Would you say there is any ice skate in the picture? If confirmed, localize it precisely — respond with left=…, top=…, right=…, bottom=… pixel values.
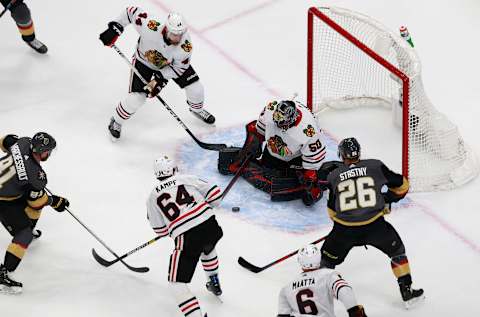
left=108, top=117, right=122, bottom=141
left=32, top=229, right=42, bottom=240
left=400, top=283, right=425, bottom=309
left=26, top=38, right=48, bottom=54
left=206, top=274, right=222, bottom=296
left=0, top=265, right=22, bottom=295
left=189, top=109, right=215, bottom=125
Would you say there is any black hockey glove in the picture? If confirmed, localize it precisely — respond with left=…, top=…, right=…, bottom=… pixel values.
left=347, top=305, right=367, bottom=317
left=99, top=21, right=124, bottom=47
left=2, top=134, right=19, bottom=150
left=144, top=73, right=168, bottom=98
left=49, top=195, right=70, bottom=212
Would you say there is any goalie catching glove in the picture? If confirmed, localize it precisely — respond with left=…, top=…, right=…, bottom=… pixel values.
left=144, top=73, right=168, bottom=98
left=99, top=21, right=124, bottom=47
left=49, top=195, right=70, bottom=212
left=228, top=120, right=264, bottom=173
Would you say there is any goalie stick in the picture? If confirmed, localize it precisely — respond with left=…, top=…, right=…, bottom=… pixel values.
left=91, top=154, right=249, bottom=269
left=238, top=235, right=327, bottom=273
left=111, top=44, right=226, bottom=151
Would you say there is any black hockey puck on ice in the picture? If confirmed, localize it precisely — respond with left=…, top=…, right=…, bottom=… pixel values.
left=232, top=206, right=240, bottom=212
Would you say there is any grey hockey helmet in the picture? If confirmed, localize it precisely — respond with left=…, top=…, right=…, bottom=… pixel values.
left=272, top=100, right=298, bottom=130
left=31, top=132, right=56, bottom=154
left=338, top=137, right=361, bottom=161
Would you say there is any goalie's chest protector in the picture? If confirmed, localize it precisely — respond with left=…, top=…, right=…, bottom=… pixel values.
left=263, top=107, right=314, bottom=162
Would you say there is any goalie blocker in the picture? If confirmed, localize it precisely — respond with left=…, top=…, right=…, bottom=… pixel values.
left=218, top=99, right=326, bottom=206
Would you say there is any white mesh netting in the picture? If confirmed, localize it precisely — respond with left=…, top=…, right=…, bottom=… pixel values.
left=309, top=7, right=478, bottom=191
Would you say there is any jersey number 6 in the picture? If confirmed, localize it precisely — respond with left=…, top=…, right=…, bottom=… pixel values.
left=296, top=289, right=319, bottom=314
left=157, top=185, right=195, bottom=221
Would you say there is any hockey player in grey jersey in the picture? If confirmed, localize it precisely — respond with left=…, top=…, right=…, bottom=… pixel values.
left=146, top=156, right=223, bottom=317
left=277, top=244, right=367, bottom=317
left=99, top=7, right=215, bottom=140
left=318, top=137, right=424, bottom=308
left=0, top=132, right=69, bottom=294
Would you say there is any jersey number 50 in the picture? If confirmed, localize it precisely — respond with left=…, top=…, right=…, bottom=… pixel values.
left=157, top=185, right=195, bottom=221
left=338, top=176, right=376, bottom=212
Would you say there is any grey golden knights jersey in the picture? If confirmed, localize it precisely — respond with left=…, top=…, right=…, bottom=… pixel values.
left=322, top=159, right=408, bottom=226
left=0, top=137, right=48, bottom=201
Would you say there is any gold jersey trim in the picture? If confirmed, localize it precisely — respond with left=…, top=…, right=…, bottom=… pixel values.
left=328, top=207, right=388, bottom=226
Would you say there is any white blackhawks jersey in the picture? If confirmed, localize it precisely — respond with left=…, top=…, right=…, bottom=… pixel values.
left=256, top=101, right=327, bottom=170
left=278, top=268, right=356, bottom=317
left=115, top=6, right=194, bottom=79
left=146, top=174, right=222, bottom=239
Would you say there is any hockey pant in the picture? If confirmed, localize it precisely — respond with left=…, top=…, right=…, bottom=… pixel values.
left=113, top=57, right=204, bottom=125
left=1, top=0, right=36, bottom=42
left=0, top=199, right=37, bottom=272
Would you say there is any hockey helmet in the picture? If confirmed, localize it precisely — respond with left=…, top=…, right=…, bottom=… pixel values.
left=272, top=100, right=298, bottom=130
left=154, top=155, right=178, bottom=179
left=338, top=137, right=361, bottom=161
left=165, top=12, right=187, bottom=36
left=297, top=244, right=321, bottom=270
left=31, top=132, right=56, bottom=160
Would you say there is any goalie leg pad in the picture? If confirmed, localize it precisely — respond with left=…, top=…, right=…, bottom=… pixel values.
left=218, top=147, right=241, bottom=175
left=271, top=176, right=304, bottom=201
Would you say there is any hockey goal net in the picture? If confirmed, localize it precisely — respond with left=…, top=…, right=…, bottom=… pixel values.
left=307, top=6, right=478, bottom=191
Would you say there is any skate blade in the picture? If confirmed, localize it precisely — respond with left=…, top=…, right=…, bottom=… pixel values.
left=0, top=285, right=22, bottom=295
left=404, top=294, right=425, bottom=309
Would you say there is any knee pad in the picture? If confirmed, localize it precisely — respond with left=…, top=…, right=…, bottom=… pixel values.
left=13, top=226, right=34, bottom=247
left=10, top=2, right=31, bottom=25
left=185, top=81, right=204, bottom=107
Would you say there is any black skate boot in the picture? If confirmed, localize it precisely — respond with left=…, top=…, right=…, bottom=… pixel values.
left=25, top=38, right=48, bottom=54
left=0, top=264, right=22, bottom=294
left=108, top=117, right=122, bottom=141
left=32, top=229, right=42, bottom=240
left=189, top=109, right=215, bottom=124
left=206, top=274, right=222, bottom=296
left=399, top=282, right=424, bottom=309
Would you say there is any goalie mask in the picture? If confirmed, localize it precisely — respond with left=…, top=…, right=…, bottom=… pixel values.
left=31, top=132, right=56, bottom=161
left=272, top=100, right=298, bottom=130
left=297, top=244, right=321, bottom=270
left=338, top=137, right=361, bottom=161
left=154, top=155, right=178, bottom=179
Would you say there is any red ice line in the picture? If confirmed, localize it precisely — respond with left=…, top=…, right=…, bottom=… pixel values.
left=150, top=0, right=282, bottom=98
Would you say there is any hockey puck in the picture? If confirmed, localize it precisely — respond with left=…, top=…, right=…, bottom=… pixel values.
left=231, top=206, right=240, bottom=212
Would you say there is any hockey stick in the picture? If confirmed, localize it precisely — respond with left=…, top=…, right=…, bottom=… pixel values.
left=0, top=0, right=16, bottom=18
left=238, top=235, right=327, bottom=273
left=92, top=153, right=252, bottom=268
left=91, top=235, right=161, bottom=268
left=44, top=188, right=150, bottom=273
left=111, top=44, right=227, bottom=151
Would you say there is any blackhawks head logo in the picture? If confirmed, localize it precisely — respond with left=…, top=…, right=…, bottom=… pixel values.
left=147, top=20, right=160, bottom=31
left=303, top=124, right=316, bottom=137
left=181, top=40, right=192, bottom=52
left=267, top=135, right=291, bottom=157
left=144, top=50, right=169, bottom=68
left=267, top=100, right=278, bottom=111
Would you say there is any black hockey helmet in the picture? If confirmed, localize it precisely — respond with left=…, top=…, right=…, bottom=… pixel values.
left=338, top=137, right=361, bottom=161
left=272, top=100, right=298, bottom=130
left=31, top=132, right=56, bottom=155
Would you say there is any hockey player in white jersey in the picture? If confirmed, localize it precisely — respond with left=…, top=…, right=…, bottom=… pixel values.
left=277, top=244, right=367, bottom=317
left=219, top=100, right=326, bottom=206
left=146, top=156, right=223, bottom=317
left=99, top=7, right=215, bottom=140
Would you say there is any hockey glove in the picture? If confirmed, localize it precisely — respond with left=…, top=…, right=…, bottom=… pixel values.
left=228, top=121, right=264, bottom=173
left=99, top=21, right=124, bottom=47
left=144, top=73, right=168, bottom=98
left=49, top=195, right=70, bottom=212
left=2, top=134, right=19, bottom=151
left=347, top=305, right=367, bottom=317
left=301, top=169, right=322, bottom=207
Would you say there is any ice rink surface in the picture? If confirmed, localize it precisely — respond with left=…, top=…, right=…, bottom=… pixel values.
left=1, top=0, right=479, bottom=316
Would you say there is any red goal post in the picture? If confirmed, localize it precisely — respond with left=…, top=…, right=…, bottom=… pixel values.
left=307, top=7, right=478, bottom=191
